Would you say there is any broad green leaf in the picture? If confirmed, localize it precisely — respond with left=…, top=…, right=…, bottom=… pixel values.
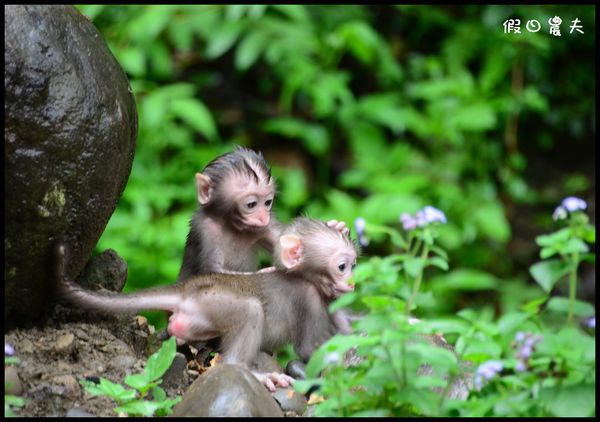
left=329, top=291, right=358, bottom=313
left=450, top=103, right=497, bottom=131
left=404, top=257, right=425, bottom=278
left=144, top=336, right=178, bottom=382
left=115, top=400, right=160, bottom=417
left=528, top=259, right=570, bottom=293
left=431, top=269, right=499, bottom=292
left=496, top=312, right=530, bottom=335
left=117, top=47, right=146, bottom=77
left=75, top=5, right=106, bottom=20
left=80, top=378, right=137, bottom=402
left=235, top=31, right=266, bottom=70
left=170, top=98, right=218, bottom=141
left=563, top=238, right=589, bottom=254
left=124, top=373, right=150, bottom=391
left=535, top=228, right=570, bottom=247
left=427, top=257, right=449, bottom=271
left=539, top=384, right=595, bottom=417
left=205, top=21, right=243, bottom=58
left=546, top=297, right=595, bottom=316
left=472, top=201, right=510, bottom=242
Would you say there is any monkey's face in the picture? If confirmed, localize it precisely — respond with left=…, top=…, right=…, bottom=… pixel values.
left=229, top=175, right=275, bottom=230
left=327, top=248, right=357, bottom=298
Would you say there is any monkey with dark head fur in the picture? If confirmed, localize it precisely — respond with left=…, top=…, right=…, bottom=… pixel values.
left=177, top=146, right=279, bottom=280
left=56, top=218, right=358, bottom=391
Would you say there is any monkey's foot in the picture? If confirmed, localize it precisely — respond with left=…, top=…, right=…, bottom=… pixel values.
left=252, top=371, right=295, bottom=392
left=327, top=219, right=349, bottom=236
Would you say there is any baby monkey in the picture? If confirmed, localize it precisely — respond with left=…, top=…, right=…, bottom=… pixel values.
left=177, top=146, right=348, bottom=280
left=56, top=218, right=358, bottom=391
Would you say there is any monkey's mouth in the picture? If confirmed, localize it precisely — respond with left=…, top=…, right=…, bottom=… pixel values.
left=332, top=282, right=354, bottom=297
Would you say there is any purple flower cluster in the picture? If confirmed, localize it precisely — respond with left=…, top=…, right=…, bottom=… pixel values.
left=5, top=342, right=14, bottom=356
left=354, top=217, right=369, bottom=247
left=586, top=316, right=595, bottom=329
left=474, top=360, right=503, bottom=390
left=553, top=196, right=587, bottom=221
left=400, top=206, right=446, bottom=231
left=513, top=331, right=543, bottom=372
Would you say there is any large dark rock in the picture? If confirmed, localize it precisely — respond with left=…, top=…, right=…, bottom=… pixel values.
left=4, top=5, right=137, bottom=326
left=173, top=364, right=284, bottom=417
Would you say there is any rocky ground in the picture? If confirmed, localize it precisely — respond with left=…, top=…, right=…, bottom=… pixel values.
left=5, top=303, right=307, bottom=417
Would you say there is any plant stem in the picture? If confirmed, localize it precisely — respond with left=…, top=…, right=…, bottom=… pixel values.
left=405, top=245, right=429, bottom=318
left=567, top=252, right=579, bottom=325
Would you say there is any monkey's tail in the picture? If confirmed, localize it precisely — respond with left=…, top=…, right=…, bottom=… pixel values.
left=54, top=243, right=180, bottom=314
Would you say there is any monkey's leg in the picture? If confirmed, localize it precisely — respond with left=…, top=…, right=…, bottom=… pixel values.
left=218, top=297, right=293, bottom=391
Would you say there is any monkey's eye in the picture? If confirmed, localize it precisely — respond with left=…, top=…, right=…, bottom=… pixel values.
left=247, top=201, right=258, bottom=209
left=265, top=199, right=273, bottom=208
left=351, top=263, right=357, bottom=270
left=338, top=263, right=346, bottom=272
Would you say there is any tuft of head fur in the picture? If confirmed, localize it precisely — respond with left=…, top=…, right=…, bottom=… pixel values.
left=202, top=146, right=273, bottom=189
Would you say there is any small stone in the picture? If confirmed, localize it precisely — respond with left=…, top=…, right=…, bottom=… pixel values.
left=161, top=353, right=188, bottom=390
left=5, top=366, right=23, bottom=396
left=52, top=374, right=81, bottom=398
left=187, top=370, right=200, bottom=378
left=54, top=333, right=75, bottom=354
left=108, top=355, right=136, bottom=373
left=285, top=360, right=306, bottom=380
left=66, top=408, right=96, bottom=417
left=272, top=387, right=308, bottom=414
left=19, top=338, right=34, bottom=354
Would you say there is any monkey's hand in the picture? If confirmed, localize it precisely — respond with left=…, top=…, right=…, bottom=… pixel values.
left=252, top=371, right=295, bottom=392
left=257, top=266, right=276, bottom=274
left=327, top=219, right=349, bottom=236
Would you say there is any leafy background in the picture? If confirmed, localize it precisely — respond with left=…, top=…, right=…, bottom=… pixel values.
left=76, top=5, right=595, bottom=327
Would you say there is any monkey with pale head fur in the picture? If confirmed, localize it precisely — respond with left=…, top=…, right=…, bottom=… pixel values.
left=56, top=218, right=358, bottom=391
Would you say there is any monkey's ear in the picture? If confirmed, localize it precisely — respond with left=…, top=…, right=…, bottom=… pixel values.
left=195, top=173, right=213, bottom=205
left=280, top=234, right=303, bottom=269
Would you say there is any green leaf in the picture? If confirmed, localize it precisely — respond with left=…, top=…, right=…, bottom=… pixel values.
left=521, top=296, right=548, bottom=314
left=431, top=269, right=499, bottom=292
left=262, top=118, right=330, bottom=155
left=404, top=257, right=424, bottom=278
left=496, top=312, right=530, bottom=335
left=449, top=103, right=497, bottom=131
left=144, top=336, right=177, bottom=382
left=535, top=228, right=570, bottom=247
left=336, top=21, right=380, bottom=64
left=563, top=238, right=589, bottom=254
left=115, top=400, right=160, bottom=417
left=235, top=31, right=266, bottom=70
left=75, top=5, right=106, bottom=20
left=170, top=98, right=218, bottom=141
left=329, top=291, right=357, bottom=313
left=529, top=259, right=570, bottom=293
left=152, top=386, right=167, bottom=402
left=546, top=297, right=595, bottom=316
left=117, top=47, right=146, bottom=77
left=427, top=257, right=449, bottom=271
left=80, top=378, right=137, bottom=403
left=472, top=201, right=510, bottom=242
left=124, top=373, right=150, bottom=392
left=205, top=21, right=243, bottom=59
left=539, top=384, right=595, bottom=417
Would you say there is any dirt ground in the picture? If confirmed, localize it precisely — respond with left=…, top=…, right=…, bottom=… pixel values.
left=5, top=304, right=193, bottom=417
